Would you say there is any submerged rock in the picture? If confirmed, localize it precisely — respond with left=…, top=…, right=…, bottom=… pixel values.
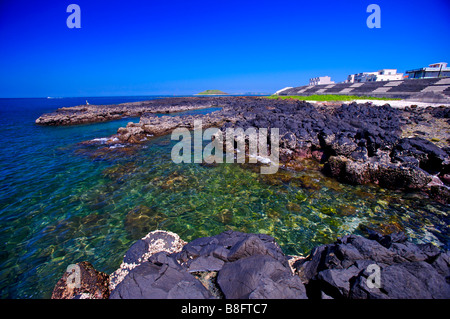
left=124, top=205, right=167, bottom=240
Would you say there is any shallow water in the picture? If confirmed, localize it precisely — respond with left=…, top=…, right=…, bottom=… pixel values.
left=0, top=97, right=448, bottom=298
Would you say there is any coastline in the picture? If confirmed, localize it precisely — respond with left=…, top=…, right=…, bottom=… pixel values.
left=34, top=96, right=450, bottom=299
left=36, top=96, right=450, bottom=204
left=51, top=228, right=450, bottom=299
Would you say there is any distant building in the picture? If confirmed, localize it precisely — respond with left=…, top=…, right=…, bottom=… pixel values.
left=309, top=76, right=334, bottom=86
left=405, top=62, right=450, bottom=79
left=345, top=69, right=403, bottom=83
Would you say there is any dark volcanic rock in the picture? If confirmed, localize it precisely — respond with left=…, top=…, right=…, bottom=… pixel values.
left=54, top=229, right=449, bottom=299
left=38, top=96, right=450, bottom=202
left=35, top=97, right=228, bottom=126
left=350, top=261, right=450, bottom=299
left=394, top=137, right=448, bottom=174
left=217, top=255, right=306, bottom=299
left=294, top=233, right=450, bottom=299
left=324, top=155, right=433, bottom=190
left=109, top=255, right=214, bottom=299
left=108, top=230, right=307, bottom=299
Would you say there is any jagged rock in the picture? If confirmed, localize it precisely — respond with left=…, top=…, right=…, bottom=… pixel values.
left=324, top=155, right=433, bottom=190
left=227, top=235, right=268, bottom=261
left=109, top=230, right=186, bottom=291
left=110, top=256, right=214, bottom=299
left=54, top=229, right=450, bottom=300
left=294, top=233, right=450, bottom=299
left=217, top=255, right=306, bottom=299
left=35, top=97, right=226, bottom=126
left=108, top=230, right=306, bottom=299
left=350, top=261, right=450, bottom=299
left=37, top=96, right=450, bottom=202
left=317, top=266, right=361, bottom=298
left=394, top=137, right=448, bottom=174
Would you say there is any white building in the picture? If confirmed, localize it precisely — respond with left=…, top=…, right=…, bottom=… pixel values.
left=345, top=69, right=403, bottom=83
left=405, top=62, right=450, bottom=79
left=309, top=76, right=334, bottom=86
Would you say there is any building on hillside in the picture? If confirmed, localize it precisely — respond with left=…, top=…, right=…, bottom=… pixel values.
left=309, top=76, right=335, bottom=86
left=405, top=62, right=450, bottom=79
left=345, top=69, right=403, bottom=83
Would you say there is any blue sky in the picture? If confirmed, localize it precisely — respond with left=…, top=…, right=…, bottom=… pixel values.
left=0, top=0, right=449, bottom=97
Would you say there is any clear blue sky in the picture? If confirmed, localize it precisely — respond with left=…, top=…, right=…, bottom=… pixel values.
left=0, top=0, right=449, bottom=97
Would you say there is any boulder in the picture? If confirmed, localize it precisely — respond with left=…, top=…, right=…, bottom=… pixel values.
left=108, top=230, right=307, bottom=299
left=395, top=137, right=448, bottom=174
left=217, top=255, right=306, bottom=299
left=350, top=261, right=450, bottom=299
left=324, top=156, right=433, bottom=190
left=110, top=256, right=214, bottom=299
left=54, top=229, right=450, bottom=300
left=109, top=230, right=186, bottom=291
left=294, top=233, right=450, bottom=299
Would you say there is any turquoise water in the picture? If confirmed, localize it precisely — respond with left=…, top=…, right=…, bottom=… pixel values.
left=0, top=97, right=448, bottom=298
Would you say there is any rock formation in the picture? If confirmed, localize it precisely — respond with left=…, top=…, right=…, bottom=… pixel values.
left=52, top=230, right=450, bottom=299
left=37, top=96, right=450, bottom=203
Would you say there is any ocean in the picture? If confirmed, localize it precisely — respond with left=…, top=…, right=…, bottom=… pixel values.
left=0, top=96, right=448, bottom=298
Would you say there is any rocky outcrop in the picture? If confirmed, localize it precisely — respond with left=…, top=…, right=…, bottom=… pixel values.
left=109, top=230, right=307, bottom=299
left=52, top=230, right=449, bottom=299
left=38, top=97, right=450, bottom=203
left=294, top=230, right=450, bottom=299
left=109, top=230, right=187, bottom=292
left=324, top=155, right=433, bottom=190
left=114, top=110, right=232, bottom=143
left=35, top=97, right=228, bottom=126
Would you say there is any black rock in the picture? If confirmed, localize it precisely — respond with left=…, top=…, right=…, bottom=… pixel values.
left=110, top=259, right=214, bottom=299
left=350, top=261, right=450, bottom=299
left=123, top=239, right=148, bottom=264
left=227, top=235, right=268, bottom=261
left=295, top=233, right=450, bottom=299
left=187, top=255, right=225, bottom=272
left=217, top=255, right=307, bottom=299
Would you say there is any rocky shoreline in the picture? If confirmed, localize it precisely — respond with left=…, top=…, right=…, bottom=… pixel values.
left=41, top=96, right=450, bottom=299
left=37, top=96, right=450, bottom=203
left=35, top=97, right=226, bottom=126
left=51, top=229, right=450, bottom=299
